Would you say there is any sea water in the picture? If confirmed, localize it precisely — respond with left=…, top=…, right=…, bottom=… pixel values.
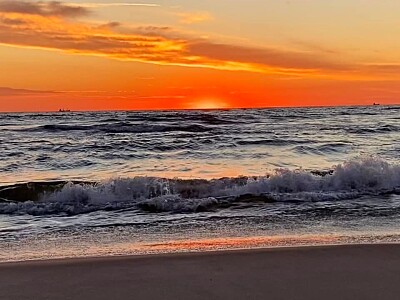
left=0, top=106, right=399, bottom=261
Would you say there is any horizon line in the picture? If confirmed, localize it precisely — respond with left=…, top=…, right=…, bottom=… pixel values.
left=0, top=103, right=398, bottom=114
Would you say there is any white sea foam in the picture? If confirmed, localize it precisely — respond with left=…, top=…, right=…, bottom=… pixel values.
left=1, top=157, right=399, bottom=215
left=234, top=157, right=400, bottom=195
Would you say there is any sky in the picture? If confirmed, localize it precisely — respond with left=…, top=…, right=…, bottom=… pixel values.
left=0, top=0, right=399, bottom=111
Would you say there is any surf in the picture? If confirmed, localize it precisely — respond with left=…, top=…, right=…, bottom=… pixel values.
left=1, top=157, right=399, bottom=216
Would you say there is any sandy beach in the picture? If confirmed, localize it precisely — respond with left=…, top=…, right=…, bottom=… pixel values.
left=0, top=244, right=399, bottom=300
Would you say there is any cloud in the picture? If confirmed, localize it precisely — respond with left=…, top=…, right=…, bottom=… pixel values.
left=0, top=2, right=367, bottom=77
left=0, top=87, right=57, bottom=96
left=177, top=12, right=213, bottom=24
left=128, top=25, right=175, bottom=38
left=188, top=42, right=348, bottom=71
left=364, top=64, right=400, bottom=73
left=0, top=13, right=187, bottom=63
left=0, top=1, right=89, bottom=18
left=97, top=21, right=121, bottom=29
left=73, top=2, right=160, bottom=8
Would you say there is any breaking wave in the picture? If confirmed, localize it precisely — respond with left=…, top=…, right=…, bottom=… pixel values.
left=1, top=157, right=399, bottom=215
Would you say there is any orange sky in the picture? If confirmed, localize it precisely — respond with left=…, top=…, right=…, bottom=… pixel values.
left=0, top=0, right=399, bottom=112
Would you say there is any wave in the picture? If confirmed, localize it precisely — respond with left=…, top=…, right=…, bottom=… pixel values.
left=293, top=143, right=350, bottom=155
left=181, top=114, right=238, bottom=125
left=24, top=122, right=211, bottom=134
left=384, top=106, right=400, bottom=110
left=236, top=139, right=311, bottom=146
left=346, top=125, right=399, bottom=134
left=0, top=157, right=399, bottom=216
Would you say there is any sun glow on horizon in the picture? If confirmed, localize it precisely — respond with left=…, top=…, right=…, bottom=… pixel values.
left=189, top=98, right=230, bottom=110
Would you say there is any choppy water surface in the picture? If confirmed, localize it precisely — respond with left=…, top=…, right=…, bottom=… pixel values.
left=0, top=106, right=399, bottom=261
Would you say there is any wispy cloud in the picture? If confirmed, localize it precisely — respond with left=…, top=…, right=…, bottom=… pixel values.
left=0, top=0, right=89, bottom=18
left=188, top=42, right=347, bottom=72
left=365, top=64, right=400, bottom=73
left=72, top=2, right=160, bottom=8
left=177, top=12, right=213, bottom=24
left=0, top=87, right=57, bottom=96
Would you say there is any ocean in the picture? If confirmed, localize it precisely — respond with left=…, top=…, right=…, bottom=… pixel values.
left=0, top=106, right=399, bottom=262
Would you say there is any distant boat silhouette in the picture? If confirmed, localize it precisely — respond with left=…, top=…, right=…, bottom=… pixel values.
left=373, top=103, right=380, bottom=106
left=58, top=109, right=71, bottom=112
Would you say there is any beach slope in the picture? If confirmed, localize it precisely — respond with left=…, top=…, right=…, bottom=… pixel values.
left=0, top=244, right=399, bottom=300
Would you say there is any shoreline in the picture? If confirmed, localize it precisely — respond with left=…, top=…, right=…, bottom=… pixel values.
left=0, top=241, right=400, bottom=268
left=1, top=241, right=399, bottom=265
left=1, top=244, right=400, bottom=299
left=1, top=236, right=400, bottom=264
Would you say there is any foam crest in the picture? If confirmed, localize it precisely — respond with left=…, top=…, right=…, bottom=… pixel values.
left=138, top=195, right=219, bottom=213
left=239, top=157, right=400, bottom=195
left=0, top=157, right=399, bottom=215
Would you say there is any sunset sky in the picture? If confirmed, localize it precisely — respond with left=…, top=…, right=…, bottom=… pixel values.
left=0, top=0, right=399, bottom=111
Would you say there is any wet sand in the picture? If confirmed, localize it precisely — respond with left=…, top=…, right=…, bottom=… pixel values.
left=0, top=244, right=399, bottom=300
